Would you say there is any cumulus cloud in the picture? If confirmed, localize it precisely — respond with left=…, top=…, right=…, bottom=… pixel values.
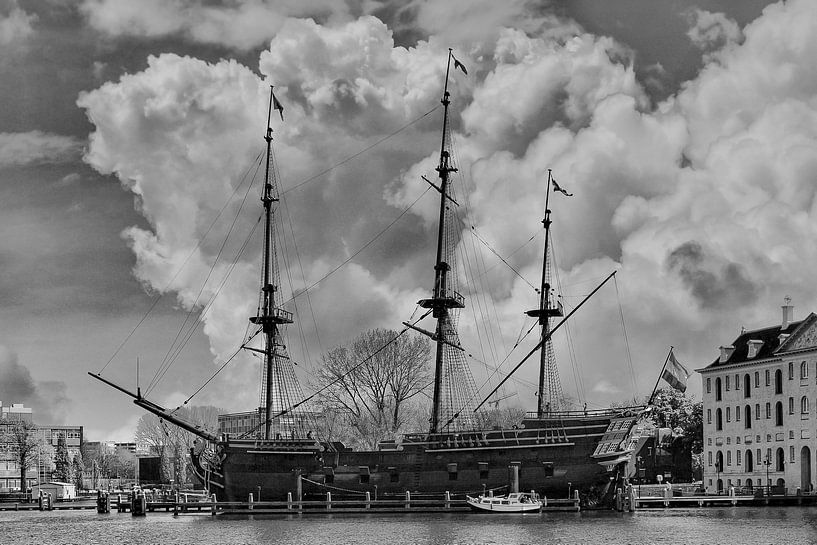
left=686, top=9, right=743, bottom=60
left=0, top=1, right=36, bottom=46
left=0, top=346, right=69, bottom=425
left=80, top=0, right=817, bottom=412
left=80, top=0, right=362, bottom=50
left=0, top=131, right=82, bottom=166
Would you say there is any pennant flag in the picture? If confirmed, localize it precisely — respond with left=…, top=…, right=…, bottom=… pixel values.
left=272, top=92, right=284, bottom=121
left=552, top=178, right=573, bottom=196
left=662, top=350, right=691, bottom=392
left=452, top=55, right=468, bottom=75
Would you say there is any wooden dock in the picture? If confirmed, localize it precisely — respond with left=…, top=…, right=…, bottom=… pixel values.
left=0, top=490, right=580, bottom=515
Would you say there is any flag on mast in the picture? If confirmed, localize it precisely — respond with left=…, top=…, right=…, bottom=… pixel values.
left=662, top=350, right=691, bottom=392
left=552, top=178, right=573, bottom=196
left=272, top=92, right=284, bottom=121
left=452, top=54, right=468, bottom=75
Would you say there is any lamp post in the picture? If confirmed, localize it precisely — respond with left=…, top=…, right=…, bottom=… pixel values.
left=715, top=460, right=722, bottom=495
left=763, top=455, right=771, bottom=496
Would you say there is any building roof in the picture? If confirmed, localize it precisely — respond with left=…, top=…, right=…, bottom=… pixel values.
left=701, top=311, right=817, bottom=370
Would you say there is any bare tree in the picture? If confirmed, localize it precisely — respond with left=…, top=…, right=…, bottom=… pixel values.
left=314, top=329, right=431, bottom=449
left=5, top=421, right=42, bottom=492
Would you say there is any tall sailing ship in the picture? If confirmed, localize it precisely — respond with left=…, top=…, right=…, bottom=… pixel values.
left=92, top=52, right=644, bottom=505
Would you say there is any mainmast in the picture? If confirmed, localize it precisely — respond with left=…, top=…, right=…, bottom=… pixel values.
left=526, top=169, right=564, bottom=417
left=419, top=50, right=474, bottom=434
left=249, top=87, right=294, bottom=440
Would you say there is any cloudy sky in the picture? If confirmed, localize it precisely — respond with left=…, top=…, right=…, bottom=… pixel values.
left=2, top=0, right=811, bottom=441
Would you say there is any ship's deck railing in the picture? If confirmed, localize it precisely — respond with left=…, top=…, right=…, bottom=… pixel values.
left=523, top=406, right=645, bottom=420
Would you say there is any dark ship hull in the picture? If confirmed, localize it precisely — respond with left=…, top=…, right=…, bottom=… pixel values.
left=193, top=409, right=642, bottom=503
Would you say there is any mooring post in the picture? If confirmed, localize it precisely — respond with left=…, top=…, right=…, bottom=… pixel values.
left=296, top=474, right=303, bottom=505
left=211, top=493, right=217, bottom=516
left=287, top=491, right=293, bottom=510
left=248, top=492, right=254, bottom=510
left=365, top=491, right=371, bottom=509
left=326, top=491, right=332, bottom=510
left=444, top=491, right=450, bottom=509
left=405, top=490, right=411, bottom=510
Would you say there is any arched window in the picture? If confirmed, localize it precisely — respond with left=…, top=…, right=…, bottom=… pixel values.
left=801, top=396, right=809, bottom=414
left=755, top=403, right=760, bottom=420
left=789, top=361, right=794, bottom=380
left=737, top=450, right=742, bottom=465
left=727, top=451, right=732, bottom=466
left=726, top=407, right=731, bottom=422
left=716, top=451, right=724, bottom=472
left=736, top=405, right=741, bottom=421
left=775, top=401, right=784, bottom=426
left=801, top=361, right=808, bottom=379
left=766, top=369, right=770, bottom=386
left=716, top=408, right=723, bottom=430
left=745, top=405, right=752, bottom=428
left=776, top=447, right=785, bottom=471
left=726, top=375, right=731, bottom=390
left=775, top=369, right=783, bottom=394
left=789, top=396, right=794, bottom=414
left=766, top=402, right=771, bottom=419
left=755, top=371, right=760, bottom=387
left=716, top=377, right=723, bottom=401
left=707, top=377, right=711, bottom=393
left=744, top=374, right=751, bottom=398
left=746, top=449, right=754, bottom=472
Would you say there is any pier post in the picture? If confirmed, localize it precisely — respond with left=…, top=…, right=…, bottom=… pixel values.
left=326, top=491, right=332, bottom=510
left=211, top=494, right=217, bottom=516
left=296, top=474, right=303, bottom=504
left=365, top=491, right=371, bottom=510
left=248, top=492, right=254, bottom=510
left=117, top=494, right=123, bottom=512
left=445, top=491, right=450, bottom=509
left=287, top=492, right=293, bottom=511
left=663, top=484, right=671, bottom=507
left=405, top=491, right=411, bottom=510
left=615, top=488, right=623, bottom=512
left=131, top=492, right=146, bottom=517
left=627, top=485, right=636, bottom=512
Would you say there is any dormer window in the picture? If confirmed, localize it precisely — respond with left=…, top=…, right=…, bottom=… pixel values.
left=747, top=340, right=764, bottom=359
left=719, top=345, right=735, bottom=363
left=779, top=333, right=790, bottom=345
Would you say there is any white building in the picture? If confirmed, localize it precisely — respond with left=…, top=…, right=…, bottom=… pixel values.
left=699, top=301, right=817, bottom=494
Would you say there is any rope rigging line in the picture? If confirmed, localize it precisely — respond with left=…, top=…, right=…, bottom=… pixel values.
left=146, top=214, right=264, bottom=396
left=148, top=154, right=264, bottom=393
left=614, top=274, right=639, bottom=398
left=177, top=338, right=254, bottom=408
left=97, top=150, right=265, bottom=376
left=280, top=106, right=440, bottom=196
left=277, top=186, right=433, bottom=307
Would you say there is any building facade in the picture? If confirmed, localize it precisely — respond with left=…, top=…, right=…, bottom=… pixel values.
left=0, top=401, right=83, bottom=490
left=700, top=302, right=817, bottom=494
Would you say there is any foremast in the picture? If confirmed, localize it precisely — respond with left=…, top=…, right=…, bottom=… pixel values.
left=248, top=87, right=301, bottom=440
left=526, top=169, right=565, bottom=417
left=419, top=50, right=477, bottom=434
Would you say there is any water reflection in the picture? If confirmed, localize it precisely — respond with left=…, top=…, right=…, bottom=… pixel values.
left=4, top=507, right=817, bottom=545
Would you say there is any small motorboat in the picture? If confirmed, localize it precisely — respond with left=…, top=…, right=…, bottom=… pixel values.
left=466, top=492, right=543, bottom=513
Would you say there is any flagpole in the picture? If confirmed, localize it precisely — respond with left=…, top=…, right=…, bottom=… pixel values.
left=648, top=346, right=673, bottom=405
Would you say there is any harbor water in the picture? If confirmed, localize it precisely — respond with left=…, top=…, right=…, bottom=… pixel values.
left=4, top=507, right=817, bottom=545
